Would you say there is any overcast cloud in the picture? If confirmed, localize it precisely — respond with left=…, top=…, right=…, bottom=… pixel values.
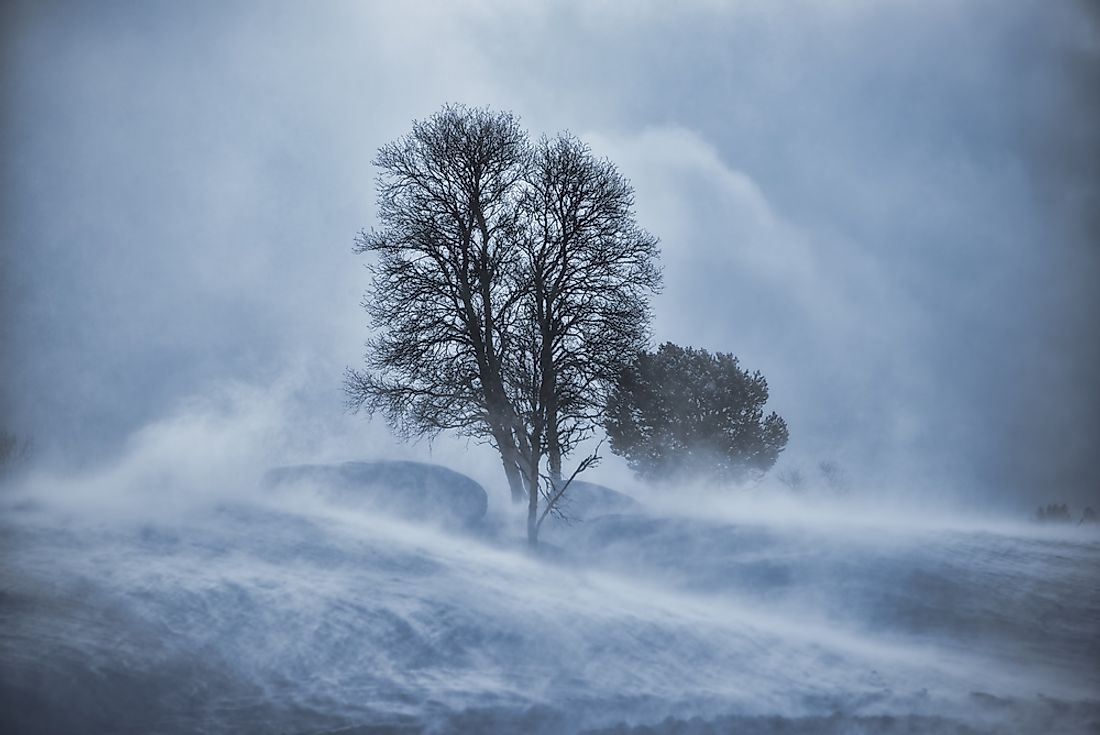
left=2, top=0, right=1097, bottom=508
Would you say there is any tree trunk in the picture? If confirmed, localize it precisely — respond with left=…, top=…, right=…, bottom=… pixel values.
left=526, top=453, right=540, bottom=547
left=486, top=416, right=525, bottom=504
left=547, top=409, right=562, bottom=485
left=540, top=326, right=562, bottom=489
left=499, top=445, right=526, bottom=504
left=511, top=428, right=542, bottom=546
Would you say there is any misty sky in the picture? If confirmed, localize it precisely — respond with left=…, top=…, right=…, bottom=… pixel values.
left=2, top=0, right=1097, bottom=508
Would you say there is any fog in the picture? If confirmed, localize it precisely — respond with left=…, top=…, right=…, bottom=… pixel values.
left=3, top=0, right=1098, bottom=507
left=2, top=1, right=1099, bottom=732
left=2, top=389, right=1098, bottom=732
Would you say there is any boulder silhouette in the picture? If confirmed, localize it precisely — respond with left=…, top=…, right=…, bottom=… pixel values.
left=546, top=480, right=640, bottom=524
left=265, top=460, right=488, bottom=528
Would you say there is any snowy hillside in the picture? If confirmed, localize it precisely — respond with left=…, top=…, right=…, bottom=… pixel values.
left=1, top=466, right=1097, bottom=734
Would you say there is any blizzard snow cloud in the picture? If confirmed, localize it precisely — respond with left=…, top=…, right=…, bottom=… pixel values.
left=2, top=0, right=1098, bottom=506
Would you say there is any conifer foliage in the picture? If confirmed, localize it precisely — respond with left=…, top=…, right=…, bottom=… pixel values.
left=605, top=343, right=788, bottom=484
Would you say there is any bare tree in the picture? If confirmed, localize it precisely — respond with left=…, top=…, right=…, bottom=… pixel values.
left=347, top=107, right=661, bottom=546
left=345, top=105, right=530, bottom=503
left=511, top=134, right=661, bottom=543
left=776, top=467, right=805, bottom=493
left=818, top=459, right=847, bottom=494
left=0, top=429, right=32, bottom=479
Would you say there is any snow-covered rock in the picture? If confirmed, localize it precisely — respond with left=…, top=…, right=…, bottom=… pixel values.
left=265, top=460, right=488, bottom=528
left=548, top=479, right=641, bottom=523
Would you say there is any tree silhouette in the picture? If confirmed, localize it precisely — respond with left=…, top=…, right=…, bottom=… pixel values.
left=510, top=133, right=660, bottom=541
left=605, top=343, right=788, bottom=485
left=346, top=106, right=531, bottom=505
left=346, top=106, right=660, bottom=545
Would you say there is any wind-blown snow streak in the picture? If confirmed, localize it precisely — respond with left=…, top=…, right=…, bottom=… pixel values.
left=1, top=471, right=1098, bottom=734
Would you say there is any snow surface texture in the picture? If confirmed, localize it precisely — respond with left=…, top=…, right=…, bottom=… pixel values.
left=1, top=462, right=1098, bottom=734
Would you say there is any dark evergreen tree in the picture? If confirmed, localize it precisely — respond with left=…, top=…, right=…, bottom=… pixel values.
left=604, top=343, right=788, bottom=484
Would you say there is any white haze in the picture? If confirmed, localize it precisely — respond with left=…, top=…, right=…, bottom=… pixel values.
left=2, top=0, right=1098, bottom=508
left=2, top=1, right=1099, bottom=732
left=2, top=385, right=1098, bottom=732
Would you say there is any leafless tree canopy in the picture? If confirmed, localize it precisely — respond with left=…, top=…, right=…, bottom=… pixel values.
left=346, top=105, right=661, bottom=545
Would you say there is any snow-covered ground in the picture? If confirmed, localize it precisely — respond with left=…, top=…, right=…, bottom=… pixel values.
left=1, top=468, right=1097, bottom=734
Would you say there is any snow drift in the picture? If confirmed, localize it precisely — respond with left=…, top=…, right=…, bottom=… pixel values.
left=1, top=461, right=1097, bottom=734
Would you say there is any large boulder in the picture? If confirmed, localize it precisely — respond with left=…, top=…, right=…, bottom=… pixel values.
left=545, top=480, right=641, bottom=524
left=265, top=460, right=488, bottom=528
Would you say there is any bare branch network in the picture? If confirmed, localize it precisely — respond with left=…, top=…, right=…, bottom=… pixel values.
left=346, top=105, right=661, bottom=546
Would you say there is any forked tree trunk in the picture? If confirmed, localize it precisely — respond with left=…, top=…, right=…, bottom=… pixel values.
left=540, top=332, right=562, bottom=500
left=487, top=413, right=526, bottom=504
left=547, top=418, right=562, bottom=485
left=498, top=444, right=526, bottom=504
left=526, top=453, right=541, bottom=547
